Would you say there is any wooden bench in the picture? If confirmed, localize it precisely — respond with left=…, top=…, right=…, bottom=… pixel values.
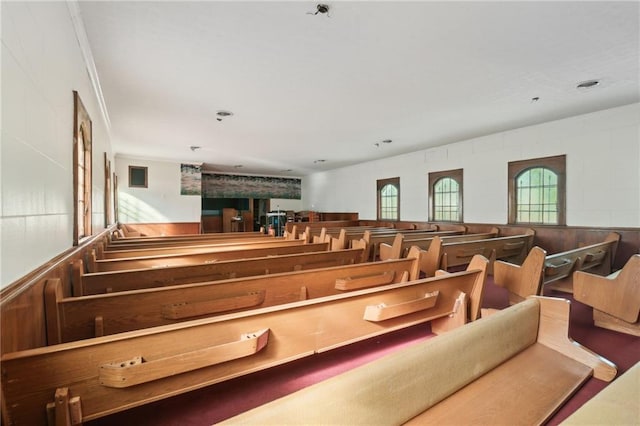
left=573, top=254, right=640, bottom=336
left=439, top=229, right=535, bottom=272
left=494, top=232, right=620, bottom=304
left=103, top=233, right=272, bottom=251
left=2, top=257, right=489, bottom=425
left=358, top=228, right=465, bottom=260
left=73, top=248, right=367, bottom=296
left=99, top=237, right=304, bottom=259
left=47, top=248, right=483, bottom=343
left=561, top=361, right=640, bottom=425
left=220, top=296, right=616, bottom=426
left=378, top=228, right=500, bottom=262
left=89, top=242, right=330, bottom=272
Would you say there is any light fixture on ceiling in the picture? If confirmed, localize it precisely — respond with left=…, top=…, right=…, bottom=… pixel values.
left=576, top=79, right=600, bottom=90
left=313, top=159, right=326, bottom=164
left=216, top=110, right=234, bottom=121
left=190, top=146, right=201, bottom=151
left=531, top=97, right=540, bottom=103
left=374, top=139, right=392, bottom=148
left=308, top=4, right=330, bottom=16
left=233, top=164, right=243, bottom=169
left=281, top=169, right=293, bottom=172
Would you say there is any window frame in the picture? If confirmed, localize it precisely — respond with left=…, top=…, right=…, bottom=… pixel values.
left=129, top=165, right=148, bottom=188
left=73, top=91, right=92, bottom=245
left=508, top=155, right=566, bottom=225
left=377, top=177, right=400, bottom=221
left=428, top=168, right=463, bottom=222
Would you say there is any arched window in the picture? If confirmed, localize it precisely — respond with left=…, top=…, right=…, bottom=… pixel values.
left=429, top=169, right=463, bottom=222
left=509, top=155, right=565, bottom=225
left=377, top=177, right=399, bottom=221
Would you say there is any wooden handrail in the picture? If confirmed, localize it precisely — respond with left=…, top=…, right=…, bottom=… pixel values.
left=99, top=329, right=270, bottom=388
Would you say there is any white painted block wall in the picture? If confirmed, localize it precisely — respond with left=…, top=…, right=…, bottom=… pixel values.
left=1, top=2, right=113, bottom=287
left=303, top=103, right=640, bottom=227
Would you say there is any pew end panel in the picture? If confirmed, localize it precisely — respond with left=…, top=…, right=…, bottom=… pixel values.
left=494, top=246, right=547, bottom=303
left=573, top=254, right=640, bottom=336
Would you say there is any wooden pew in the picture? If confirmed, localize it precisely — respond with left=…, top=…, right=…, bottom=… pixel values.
left=440, top=229, right=535, bottom=272
left=359, top=228, right=465, bottom=260
left=378, top=228, right=500, bottom=262
left=219, top=296, right=616, bottom=426
left=73, top=248, right=366, bottom=296
left=562, top=360, right=639, bottom=425
left=99, top=237, right=303, bottom=260
left=494, top=232, right=621, bottom=303
left=89, top=242, right=330, bottom=272
left=573, top=254, right=640, bottom=336
left=109, top=230, right=265, bottom=244
left=3, top=257, right=489, bottom=425
left=104, top=233, right=272, bottom=251
left=47, top=249, right=440, bottom=343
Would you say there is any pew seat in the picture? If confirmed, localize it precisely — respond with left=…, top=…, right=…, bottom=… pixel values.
left=221, top=297, right=616, bottom=425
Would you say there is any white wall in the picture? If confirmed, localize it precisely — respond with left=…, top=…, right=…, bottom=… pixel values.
left=270, top=198, right=303, bottom=212
left=304, top=103, right=640, bottom=227
left=115, top=156, right=201, bottom=223
left=1, top=2, right=113, bottom=287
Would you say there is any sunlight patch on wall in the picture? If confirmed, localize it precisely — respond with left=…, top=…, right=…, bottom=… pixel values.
left=118, top=192, right=168, bottom=223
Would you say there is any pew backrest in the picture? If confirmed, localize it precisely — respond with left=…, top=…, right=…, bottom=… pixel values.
left=74, top=248, right=365, bottom=296
left=90, top=242, right=330, bottom=272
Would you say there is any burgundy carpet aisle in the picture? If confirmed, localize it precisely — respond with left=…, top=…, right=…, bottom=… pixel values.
left=87, top=275, right=640, bottom=426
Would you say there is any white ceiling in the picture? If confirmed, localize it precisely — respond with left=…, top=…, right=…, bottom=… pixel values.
left=78, top=1, right=639, bottom=177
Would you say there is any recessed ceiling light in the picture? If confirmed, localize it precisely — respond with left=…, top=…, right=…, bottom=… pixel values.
left=233, top=164, right=243, bottom=168
left=576, top=80, right=600, bottom=90
left=531, top=97, right=540, bottom=103
left=382, top=139, right=392, bottom=144
left=190, top=146, right=201, bottom=151
left=313, top=159, right=326, bottom=164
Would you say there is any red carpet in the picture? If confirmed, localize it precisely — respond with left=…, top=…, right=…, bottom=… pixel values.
left=87, top=274, right=640, bottom=426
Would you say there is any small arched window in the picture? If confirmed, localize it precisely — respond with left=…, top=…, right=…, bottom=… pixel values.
left=509, top=155, right=565, bottom=225
left=377, top=177, right=400, bottom=221
left=429, top=169, right=463, bottom=222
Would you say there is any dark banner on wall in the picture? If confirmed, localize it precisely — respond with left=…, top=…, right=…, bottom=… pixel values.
left=203, top=173, right=301, bottom=199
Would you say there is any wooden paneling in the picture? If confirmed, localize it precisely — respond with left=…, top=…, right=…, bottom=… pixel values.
left=121, top=222, right=201, bottom=236
left=0, top=227, right=115, bottom=354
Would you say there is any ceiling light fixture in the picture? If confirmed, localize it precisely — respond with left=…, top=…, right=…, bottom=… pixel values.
left=190, top=146, right=201, bottom=151
left=576, top=79, right=600, bottom=90
left=382, top=139, right=392, bottom=144
left=308, top=4, right=330, bottom=16
left=216, top=110, right=234, bottom=121
left=233, top=164, right=243, bottom=168
left=313, top=159, right=326, bottom=164
left=531, top=97, right=540, bottom=103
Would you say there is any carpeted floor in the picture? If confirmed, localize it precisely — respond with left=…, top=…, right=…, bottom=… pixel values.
left=87, top=273, right=640, bottom=426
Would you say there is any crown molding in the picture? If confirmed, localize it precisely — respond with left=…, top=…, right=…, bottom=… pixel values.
left=67, top=0, right=111, bottom=134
